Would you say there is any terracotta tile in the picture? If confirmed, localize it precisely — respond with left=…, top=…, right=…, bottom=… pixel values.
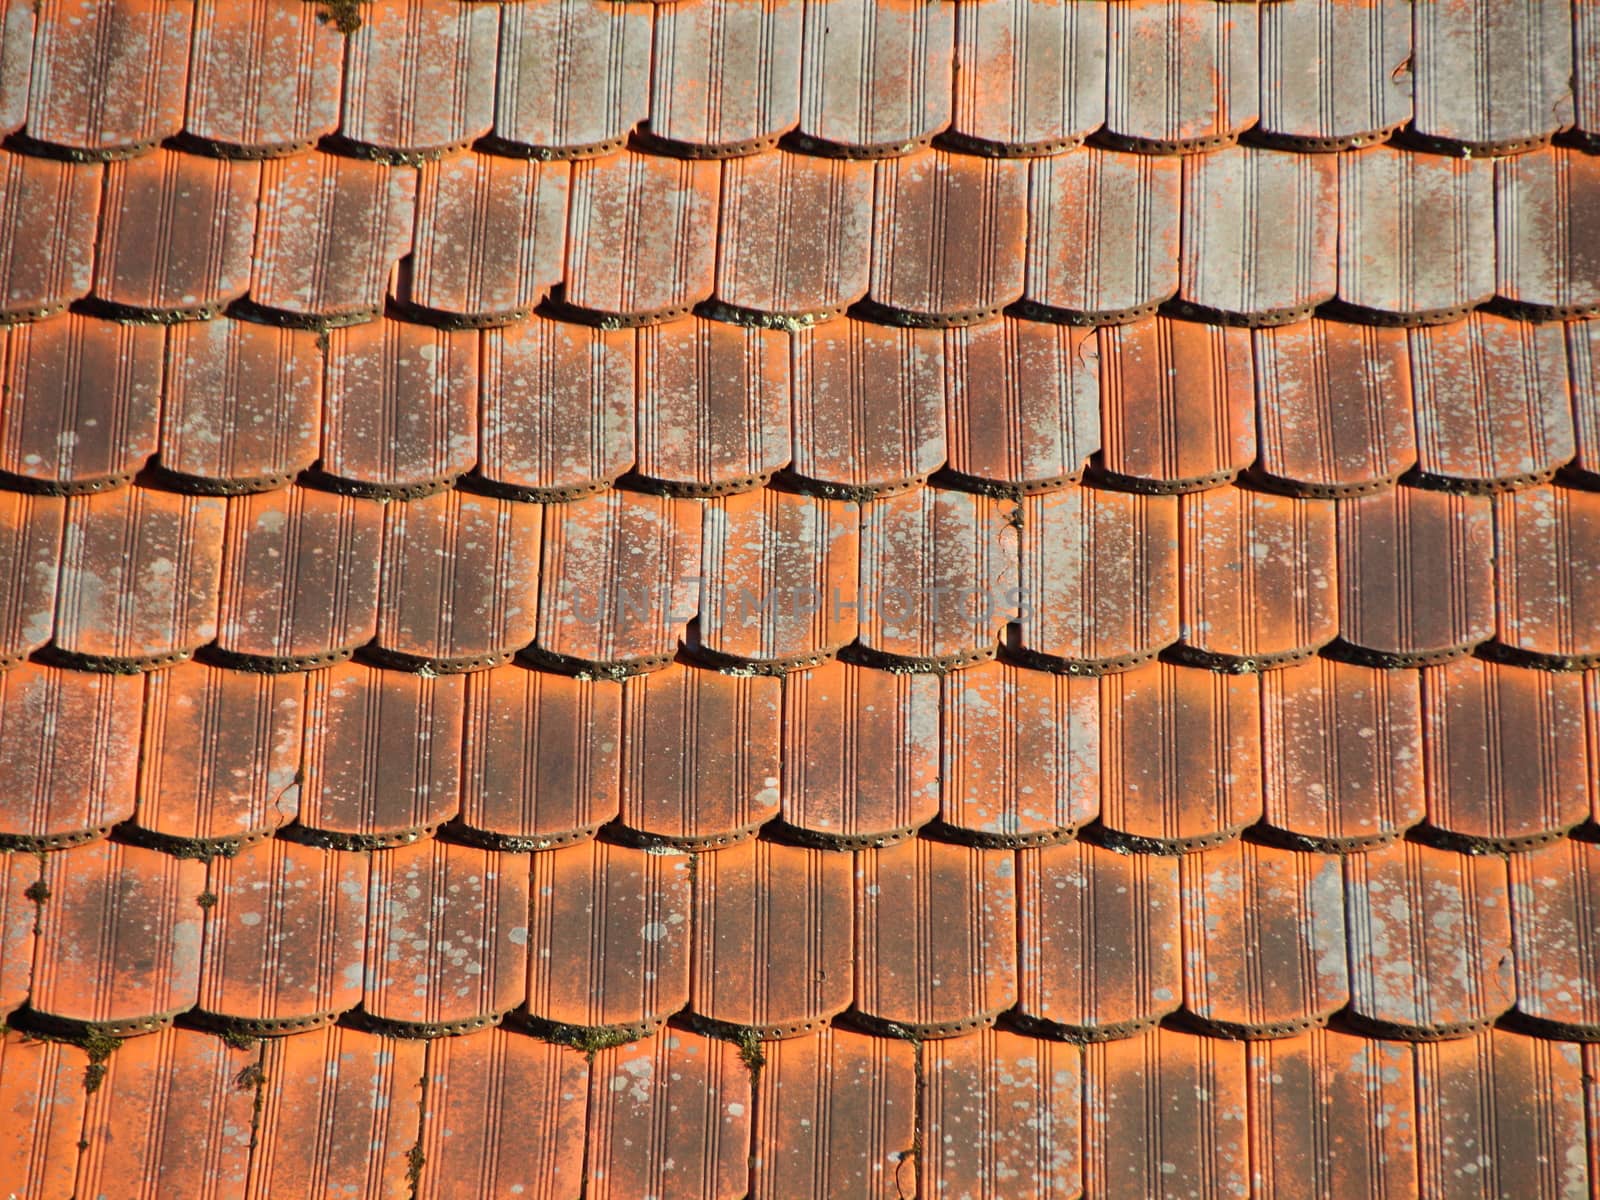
left=620, top=663, right=782, bottom=847
left=780, top=659, right=939, bottom=844
left=1178, top=485, right=1338, bottom=668
left=322, top=320, right=479, bottom=497
left=0, top=1032, right=88, bottom=1200
left=562, top=151, right=719, bottom=322
left=855, top=838, right=1016, bottom=1035
left=491, top=0, right=652, bottom=158
left=216, top=485, right=384, bottom=667
left=55, top=487, right=226, bottom=668
left=136, top=661, right=304, bottom=848
left=0, top=0, right=33, bottom=136
left=183, top=0, right=343, bottom=154
left=1257, top=0, right=1412, bottom=149
left=1016, top=485, right=1179, bottom=673
left=535, top=489, right=702, bottom=674
left=1336, top=146, right=1494, bottom=322
left=1252, top=319, right=1416, bottom=496
left=32, top=839, right=205, bottom=1032
left=299, top=661, right=465, bottom=845
left=1246, top=1029, right=1417, bottom=1200
left=1510, top=839, right=1600, bottom=1036
left=796, top=0, right=954, bottom=155
left=1580, top=0, right=1600, bottom=142
left=690, top=838, right=852, bottom=1035
left=751, top=1027, right=917, bottom=1200
left=162, top=318, right=322, bottom=492
left=1097, top=317, right=1255, bottom=492
left=525, top=839, right=692, bottom=1032
left=0, top=150, right=100, bottom=320
left=1410, top=314, right=1574, bottom=491
left=479, top=316, right=635, bottom=500
left=1103, top=0, right=1257, bottom=152
left=0, top=490, right=62, bottom=665
left=1022, top=147, right=1181, bottom=323
left=1343, top=840, right=1514, bottom=1036
left=76, top=1027, right=256, bottom=1200
left=415, top=1030, right=589, bottom=1200
left=869, top=149, right=1027, bottom=324
left=401, top=152, right=569, bottom=324
left=249, top=1026, right=425, bottom=1200
left=1260, top=656, right=1425, bottom=849
left=1179, top=842, right=1348, bottom=1037
left=375, top=489, right=542, bottom=671
left=636, top=316, right=791, bottom=495
left=197, top=838, right=368, bottom=1031
left=1336, top=486, right=1495, bottom=664
left=1100, top=661, right=1261, bottom=850
left=0, top=851, right=36, bottom=1010
left=647, top=0, right=802, bottom=154
left=250, top=150, right=417, bottom=322
left=460, top=664, right=622, bottom=848
left=0, top=663, right=140, bottom=846
left=1083, top=1029, right=1249, bottom=1199
left=0, top=313, right=162, bottom=491
left=698, top=488, right=860, bottom=668
left=1574, top=319, right=1600, bottom=482
left=25, top=0, right=191, bottom=155
left=922, top=1029, right=1081, bottom=1200
left=1496, top=485, right=1600, bottom=666
left=1495, top=148, right=1600, bottom=320
left=789, top=319, right=946, bottom=495
left=714, top=150, right=874, bottom=321
left=1421, top=658, right=1589, bottom=848
left=586, top=1030, right=751, bottom=1200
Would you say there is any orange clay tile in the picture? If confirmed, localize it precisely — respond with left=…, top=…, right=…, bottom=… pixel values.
left=401, top=152, right=569, bottom=323
left=855, top=838, right=1017, bottom=1036
left=1496, top=148, right=1600, bottom=319
left=183, top=0, right=343, bottom=155
left=789, top=320, right=946, bottom=495
left=249, top=1026, right=425, bottom=1200
left=714, top=151, right=874, bottom=321
left=0, top=0, right=30, bottom=135
left=0, top=313, right=162, bottom=491
left=1251, top=319, right=1416, bottom=497
left=250, top=150, right=417, bottom=322
left=868, top=149, right=1027, bottom=324
left=31, top=839, right=205, bottom=1033
left=1259, top=656, right=1426, bottom=849
left=1256, top=0, right=1412, bottom=149
left=689, top=838, right=853, bottom=1035
left=1343, top=840, right=1514, bottom=1037
left=585, top=1030, right=751, bottom=1200
left=1582, top=5, right=1600, bottom=141
left=197, top=838, right=368, bottom=1032
left=135, top=660, right=304, bottom=848
left=0, top=151, right=100, bottom=320
left=1575, top=319, right=1600, bottom=481
left=1100, top=661, right=1261, bottom=850
left=535, top=489, right=702, bottom=674
left=635, top=316, right=791, bottom=495
left=0, top=1033, right=88, bottom=1200
left=1103, top=0, right=1257, bottom=153
left=620, top=663, right=782, bottom=847
left=921, top=1030, right=1082, bottom=1200
left=1336, top=486, right=1495, bottom=665
left=525, top=839, right=692, bottom=1033
left=321, top=319, right=479, bottom=497
left=298, top=661, right=466, bottom=846
left=940, top=660, right=1098, bottom=845
left=1016, top=486, right=1179, bottom=673
left=1510, top=839, right=1600, bottom=1037
left=1497, top=485, right=1600, bottom=667
left=0, top=851, right=36, bottom=1009
left=363, top=840, right=530, bottom=1034
left=215, top=485, right=384, bottom=668
left=780, top=659, right=940, bottom=845
left=0, top=662, right=140, bottom=846
left=645, top=0, right=802, bottom=155
left=697, top=488, right=860, bottom=668
left=0, top=490, right=62, bottom=665
left=479, top=317, right=635, bottom=500
left=54, top=487, right=226, bottom=669
left=752, top=1027, right=917, bottom=1200
left=1421, top=658, right=1589, bottom=849
left=1178, top=485, right=1338, bottom=668
left=562, top=152, right=719, bottom=322
left=459, top=664, right=622, bottom=848
left=414, top=1031, right=589, bottom=1200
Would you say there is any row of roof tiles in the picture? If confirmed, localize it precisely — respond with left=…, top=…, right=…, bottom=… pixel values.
left=6, top=0, right=1600, bottom=163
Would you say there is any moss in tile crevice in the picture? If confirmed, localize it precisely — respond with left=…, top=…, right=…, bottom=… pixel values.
left=319, top=0, right=363, bottom=35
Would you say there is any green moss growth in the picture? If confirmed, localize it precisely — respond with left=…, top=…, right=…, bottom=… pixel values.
left=541, top=1022, right=637, bottom=1062
left=320, top=0, right=362, bottom=35
left=23, top=879, right=49, bottom=905
left=78, top=1026, right=121, bottom=1095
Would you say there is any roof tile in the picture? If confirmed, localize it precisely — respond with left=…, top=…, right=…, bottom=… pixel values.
left=1103, top=0, right=1257, bottom=153
left=0, top=489, right=62, bottom=665
left=0, top=1033, right=87, bottom=1200
left=0, top=851, right=36, bottom=1010
left=1511, top=838, right=1600, bottom=1037
left=1573, top=318, right=1600, bottom=481
left=0, top=150, right=100, bottom=320
left=1495, top=147, right=1600, bottom=320
left=1579, top=0, right=1600, bottom=142
left=0, top=0, right=33, bottom=136
left=1495, top=484, right=1600, bottom=667
left=1257, top=0, right=1412, bottom=149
